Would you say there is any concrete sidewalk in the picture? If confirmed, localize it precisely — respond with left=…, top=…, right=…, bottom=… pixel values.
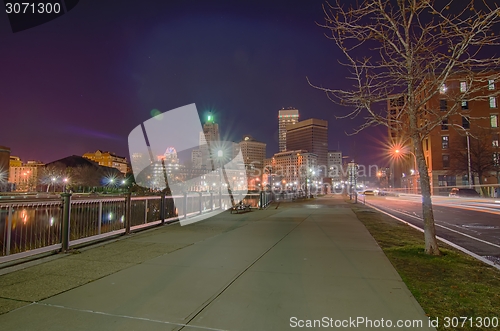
left=0, top=196, right=435, bottom=330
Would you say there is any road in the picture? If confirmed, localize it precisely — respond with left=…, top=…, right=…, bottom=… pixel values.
left=363, top=194, right=500, bottom=260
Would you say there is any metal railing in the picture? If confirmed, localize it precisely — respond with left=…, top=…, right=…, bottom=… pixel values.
left=0, top=192, right=268, bottom=264
left=259, top=192, right=273, bottom=208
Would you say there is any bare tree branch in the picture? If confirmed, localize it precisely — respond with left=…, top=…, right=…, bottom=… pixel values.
left=311, top=0, right=500, bottom=255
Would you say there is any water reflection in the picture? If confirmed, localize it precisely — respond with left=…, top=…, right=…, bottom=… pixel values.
left=1, top=194, right=262, bottom=256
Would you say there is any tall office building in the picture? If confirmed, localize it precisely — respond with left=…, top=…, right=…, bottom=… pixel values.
left=196, top=112, right=221, bottom=169
left=278, top=108, right=299, bottom=152
left=286, top=118, right=328, bottom=177
left=203, top=112, right=220, bottom=143
left=239, top=135, right=266, bottom=170
left=327, top=150, right=342, bottom=179
left=191, top=149, right=203, bottom=169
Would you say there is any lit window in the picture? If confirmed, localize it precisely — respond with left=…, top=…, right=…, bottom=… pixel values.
left=461, top=101, right=468, bottom=110
left=460, top=82, right=467, bottom=92
left=494, top=153, right=499, bottom=167
left=442, top=136, right=449, bottom=149
left=490, top=97, right=497, bottom=108
left=489, top=79, right=495, bottom=90
left=491, top=114, right=499, bottom=128
left=440, top=84, right=447, bottom=94
left=493, top=134, right=499, bottom=147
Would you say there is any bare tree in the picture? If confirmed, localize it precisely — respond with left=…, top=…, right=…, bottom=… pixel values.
left=448, top=127, right=497, bottom=195
left=72, top=165, right=101, bottom=191
left=310, top=0, right=500, bottom=254
left=38, top=164, right=64, bottom=192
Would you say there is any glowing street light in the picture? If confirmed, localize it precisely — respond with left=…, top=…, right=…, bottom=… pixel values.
left=392, top=147, right=418, bottom=193
left=51, top=177, right=56, bottom=193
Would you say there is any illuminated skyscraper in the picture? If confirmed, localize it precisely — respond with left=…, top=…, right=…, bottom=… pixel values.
left=197, top=112, right=221, bottom=169
left=286, top=118, right=328, bottom=177
left=203, top=112, right=220, bottom=143
left=239, top=135, right=266, bottom=170
left=278, top=108, right=299, bottom=152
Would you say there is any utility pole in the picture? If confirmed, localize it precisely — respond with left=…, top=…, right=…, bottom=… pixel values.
left=347, top=161, right=358, bottom=202
left=466, top=132, right=472, bottom=188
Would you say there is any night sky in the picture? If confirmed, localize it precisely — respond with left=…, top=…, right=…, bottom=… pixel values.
left=0, top=0, right=384, bottom=166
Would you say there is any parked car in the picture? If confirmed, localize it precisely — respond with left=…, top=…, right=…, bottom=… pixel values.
left=449, top=187, right=480, bottom=198
left=361, top=189, right=375, bottom=196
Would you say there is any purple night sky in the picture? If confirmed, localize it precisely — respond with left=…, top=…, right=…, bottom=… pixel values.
left=0, top=0, right=385, bottom=166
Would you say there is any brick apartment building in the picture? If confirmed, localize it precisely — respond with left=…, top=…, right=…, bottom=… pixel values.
left=388, top=73, right=500, bottom=196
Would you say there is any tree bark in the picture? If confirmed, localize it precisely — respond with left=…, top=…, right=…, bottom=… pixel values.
left=410, top=115, right=440, bottom=255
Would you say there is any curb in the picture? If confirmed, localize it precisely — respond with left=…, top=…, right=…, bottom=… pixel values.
left=366, top=203, right=500, bottom=271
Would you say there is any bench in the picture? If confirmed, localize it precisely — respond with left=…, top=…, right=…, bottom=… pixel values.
left=230, top=203, right=252, bottom=214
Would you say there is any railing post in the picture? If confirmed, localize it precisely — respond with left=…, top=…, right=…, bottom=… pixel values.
left=144, top=198, right=148, bottom=224
left=5, top=205, right=13, bottom=255
left=183, top=192, right=188, bottom=219
left=61, top=192, right=72, bottom=252
left=98, top=200, right=102, bottom=235
left=219, top=190, right=222, bottom=210
left=210, top=192, right=214, bottom=211
left=258, top=191, right=262, bottom=209
left=160, top=192, right=165, bottom=224
left=125, top=193, right=131, bottom=234
left=199, top=192, right=203, bottom=214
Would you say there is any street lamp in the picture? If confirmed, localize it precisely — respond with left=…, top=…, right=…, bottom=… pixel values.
left=451, top=124, right=473, bottom=188
left=393, top=148, right=418, bottom=194
left=465, top=131, right=472, bottom=188
left=51, top=177, right=56, bottom=193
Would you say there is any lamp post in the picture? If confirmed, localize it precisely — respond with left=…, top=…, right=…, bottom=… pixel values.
left=347, top=161, right=358, bottom=202
left=453, top=124, right=473, bottom=188
left=466, top=131, right=472, bottom=188
left=394, top=148, right=418, bottom=194
left=51, top=177, right=56, bottom=193
left=215, top=147, right=235, bottom=207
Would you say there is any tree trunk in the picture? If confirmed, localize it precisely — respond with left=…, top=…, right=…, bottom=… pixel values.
left=477, top=172, right=487, bottom=197
left=409, top=113, right=441, bottom=255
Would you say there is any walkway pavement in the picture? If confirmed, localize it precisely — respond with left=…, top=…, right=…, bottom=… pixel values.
left=0, top=196, right=435, bottom=330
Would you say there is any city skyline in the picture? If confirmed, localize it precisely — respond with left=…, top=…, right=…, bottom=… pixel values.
left=0, top=0, right=383, bottom=165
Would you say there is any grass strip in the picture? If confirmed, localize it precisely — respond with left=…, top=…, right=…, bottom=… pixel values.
left=350, top=202, right=500, bottom=331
